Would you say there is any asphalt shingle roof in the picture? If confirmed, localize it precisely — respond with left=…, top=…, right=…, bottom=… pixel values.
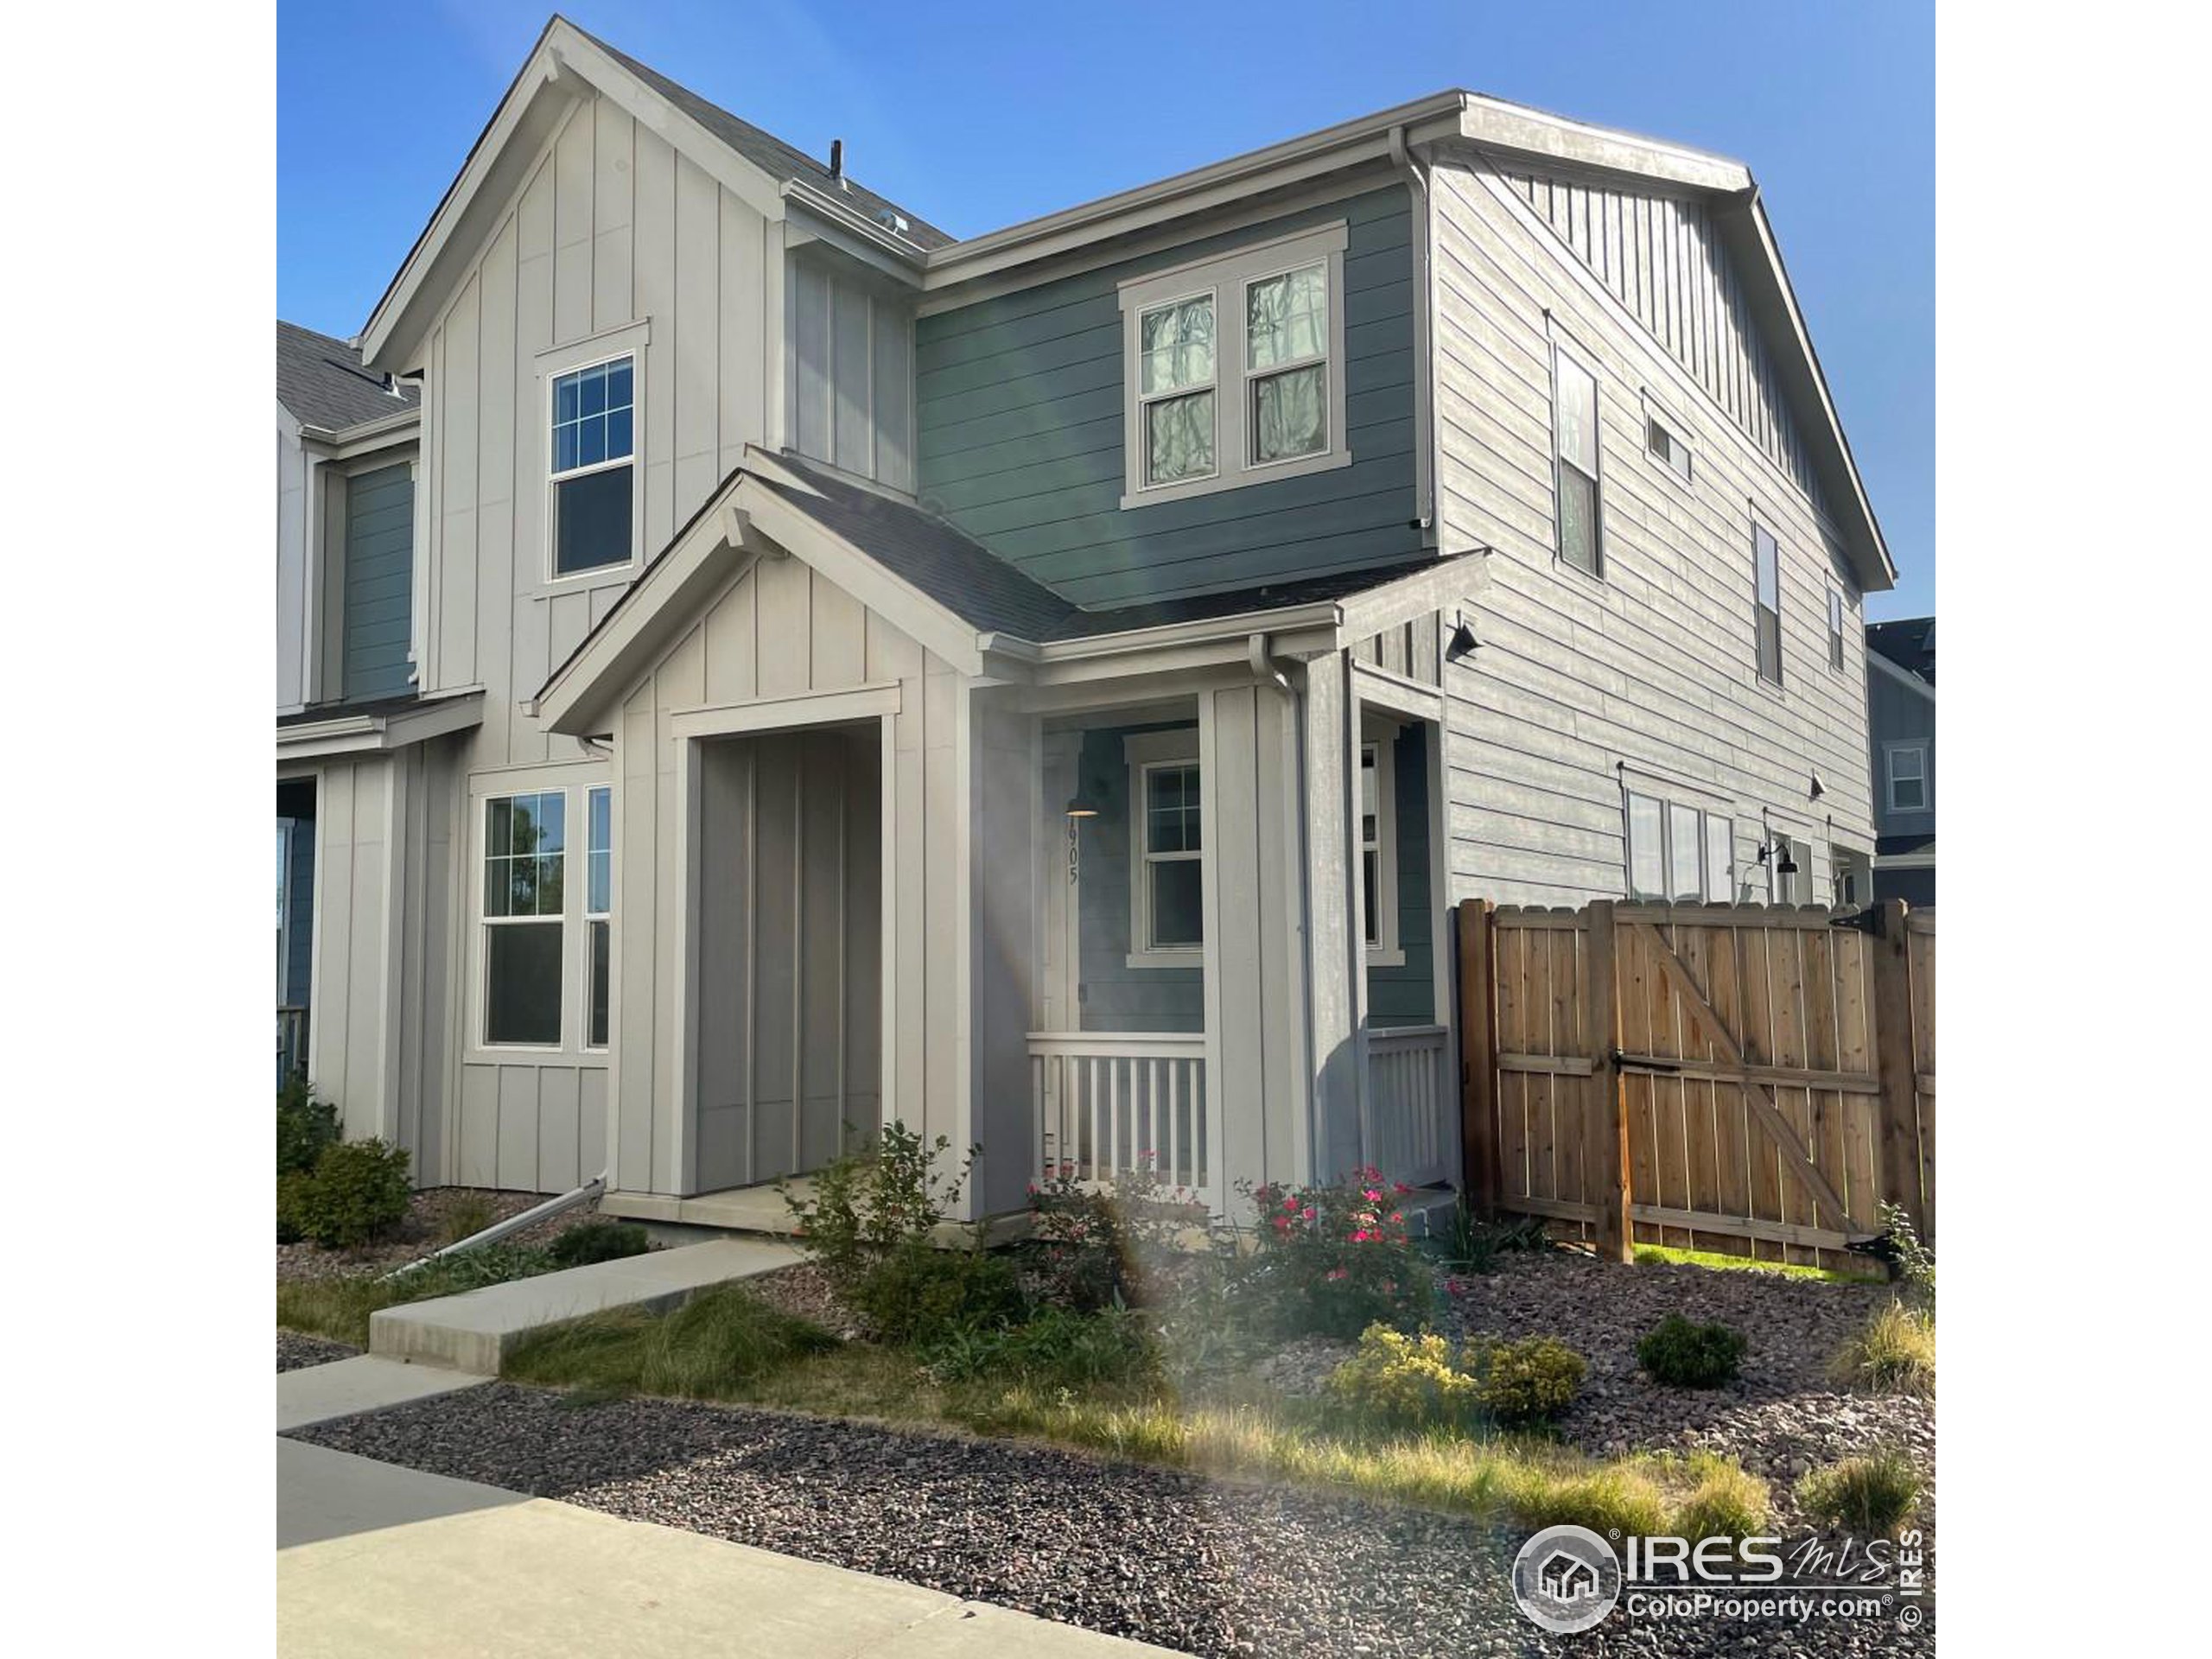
left=277, top=321, right=419, bottom=432
left=1866, top=616, right=1935, bottom=685
left=764, top=454, right=1468, bottom=643
left=571, top=22, right=954, bottom=252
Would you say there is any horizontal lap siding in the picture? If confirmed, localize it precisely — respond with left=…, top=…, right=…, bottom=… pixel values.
left=914, top=188, right=1424, bottom=607
left=1432, top=161, right=1874, bottom=912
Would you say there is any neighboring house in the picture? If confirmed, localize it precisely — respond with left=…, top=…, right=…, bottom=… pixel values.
left=1865, top=615, right=1935, bottom=906
left=279, top=16, right=1894, bottom=1219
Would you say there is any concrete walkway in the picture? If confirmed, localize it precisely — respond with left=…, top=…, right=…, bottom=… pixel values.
left=277, top=1356, right=489, bottom=1432
left=279, top=1435, right=1174, bottom=1657
left=369, top=1236, right=800, bottom=1372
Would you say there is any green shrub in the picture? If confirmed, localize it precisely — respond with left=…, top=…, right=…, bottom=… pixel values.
left=1241, top=1166, right=1433, bottom=1338
left=277, top=1075, right=340, bottom=1177
left=1024, top=1158, right=1207, bottom=1312
left=1440, top=1201, right=1554, bottom=1274
left=1796, top=1450, right=1922, bottom=1536
left=853, top=1236, right=1025, bottom=1347
left=549, top=1220, right=652, bottom=1267
left=1326, top=1325, right=1481, bottom=1428
left=1829, top=1300, right=1935, bottom=1397
left=401, top=1243, right=556, bottom=1294
left=926, top=1305, right=1156, bottom=1389
left=1466, top=1333, right=1586, bottom=1424
left=276, top=1169, right=313, bottom=1243
left=1669, top=1452, right=1771, bottom=1541
left=1637, top=1313, right=1749, bottom=1388
left=284, top=1138, right=413, bottom=1249
left=782, top=1121, right=970, bottom=1288
left=1874, top=1199, right=1936, bottom=1301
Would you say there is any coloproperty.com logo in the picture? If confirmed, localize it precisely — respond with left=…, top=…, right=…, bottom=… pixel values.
left=1510, top=1526, right=1929, bottom=1634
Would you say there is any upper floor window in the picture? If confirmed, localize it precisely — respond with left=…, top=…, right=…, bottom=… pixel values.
left=1553, top=345, right=1602, bottom=575
left=1827, top=588, right=1847, bottom=671
left=1646, top=412, right=1693, bottom=484
left=1118, top=224, right=1349, bottom=509
left=1753, top=522, right=1783, bottom=684
left=1885, top=742, right=1929, bottom=813
left=550, top=356, right=635, bottom=578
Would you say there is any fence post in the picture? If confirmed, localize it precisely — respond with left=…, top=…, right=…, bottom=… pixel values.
left=1585, top=900, right=1632, bottom=1262
left=1456, top=900, right=1500, bottom=1215
left=1870, top=897, right=1923, bottom=1237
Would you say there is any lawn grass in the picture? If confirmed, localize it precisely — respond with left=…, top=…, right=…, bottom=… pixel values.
left=499, top=1287, right=1772, bottom=1539
left=1633, top=1243, right=1885, bottom=1285
left=276, top=1244, right=561, bottom=1347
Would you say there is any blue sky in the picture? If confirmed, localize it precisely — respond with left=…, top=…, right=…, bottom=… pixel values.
left=279, top=0, right=1934, bottom=615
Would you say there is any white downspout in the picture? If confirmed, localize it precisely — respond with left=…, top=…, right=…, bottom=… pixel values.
left=380, top=1171, right=609, bottom=1281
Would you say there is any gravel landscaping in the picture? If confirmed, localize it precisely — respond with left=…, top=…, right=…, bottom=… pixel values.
left=288, top=1249, right=1934, bottom=1656
left=276, top=1331, right=359, bottom=1371
left=276, top=1186, right=605, bottom=1284
left=293, top=1381, right=1930, bottom=1657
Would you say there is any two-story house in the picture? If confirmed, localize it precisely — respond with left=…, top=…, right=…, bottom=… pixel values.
left=279, top=16, right=1894, bottom=1222
left=1866, top=615, right=1935, bottom=905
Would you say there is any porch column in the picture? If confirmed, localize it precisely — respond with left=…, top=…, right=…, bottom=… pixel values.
left=1198, top=681, right=1313, bottom=1206
left=1302, top=652, right=1363, bottom=1182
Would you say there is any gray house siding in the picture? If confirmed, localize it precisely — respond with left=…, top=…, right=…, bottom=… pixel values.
left=341, top=462, right=416, bottom=702
left=1076, top=723, right=1205, bottom=1034
left=1368, top=721, right=1433, bottom=1027
left=914, top=188, right=1423, bottom=609
left=1869, top=668, right=1934, bottom=839
left=1429, top=156, right=1874, bottom=911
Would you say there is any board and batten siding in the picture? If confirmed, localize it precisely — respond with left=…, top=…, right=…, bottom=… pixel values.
left=913, top=188, right=1424, bottom=609
left=610, top=553, right=976, bottom=1199
left=1427, top=156, right=1873, bottom=910
left=413, top=89, right=794, bottom=1189
left=785, top=251, right=915, bottom=490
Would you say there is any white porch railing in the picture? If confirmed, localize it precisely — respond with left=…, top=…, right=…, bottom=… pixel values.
left=1029, top=1032, right=1215, bottom=1209
left=1363, top=1023, right=1453, bottom=1188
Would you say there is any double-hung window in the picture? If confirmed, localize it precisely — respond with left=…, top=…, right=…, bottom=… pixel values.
left=1885, top=743, right=1929, bottom=813
left=1125, top=731, right=1204, bottom=965
left=1119, top=224, right=1349, bottom=507
left=585, top=785, right=613, bottom=1049
left=1625, top=791, right=1734, bottom=905
left=550, top=356, right=635, bottom=577
left=1554, top=346, right=1602, bottom=575
left=1753, top=522, right=1783, bottom=684
left=483, top=791, right=566, bottom=1046
left=1827, top=588, right=1847, bottom=671
left=1359, top=732, right=1403, bottom=962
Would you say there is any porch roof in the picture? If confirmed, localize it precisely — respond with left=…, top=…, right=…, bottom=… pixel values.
left=276, top=689, right=484, bottom=761
left=530, top=445, right=1488, bottom=734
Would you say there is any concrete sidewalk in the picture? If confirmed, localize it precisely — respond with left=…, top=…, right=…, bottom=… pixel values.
left=279, top=1438, right=1174, bottom=1657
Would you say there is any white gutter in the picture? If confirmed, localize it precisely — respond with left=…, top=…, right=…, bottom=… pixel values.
left=381, top=1172, right=609, bottom=1281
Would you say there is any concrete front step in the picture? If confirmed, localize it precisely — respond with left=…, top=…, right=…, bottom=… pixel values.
left=368, top=1237, right=801, bottom=1375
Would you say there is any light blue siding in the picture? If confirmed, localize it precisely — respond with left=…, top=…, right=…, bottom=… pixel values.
left=343, top=462, right=415, bottom=702
left=916, top=188, right=1423, bottom=609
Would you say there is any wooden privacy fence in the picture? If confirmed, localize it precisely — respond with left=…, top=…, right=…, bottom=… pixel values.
left=1456, top=898, right=1934, bottom=1268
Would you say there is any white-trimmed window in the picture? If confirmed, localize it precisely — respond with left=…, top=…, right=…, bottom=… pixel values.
left=483, top=791, right=567, bottom=1046
left=1827, top=588, right=1847, bottom=672
left=1646, top=411, right=1693, bottom=484
left=1625, top=791, right=1734, bottom=905
left=1118, top=224, right=1351, bottom=508
left=585, top=785, right=613, bottom=1050
left=1125, top=731, right=1203, bottom=966
left=548, top=352, right=638, bottom=578
left=1554, top=344, right=1603, bottom=575
left=1753, top=522, right=1783, bottom=684
left=1359, top=730, right=1403, bottom=963
left=1885, top=743, right=1929, bottom=813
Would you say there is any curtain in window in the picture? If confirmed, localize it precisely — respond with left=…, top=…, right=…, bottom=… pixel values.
left=1146, top=394, right=1215, bottom=483
left=1254, top=365, right=1325, bottom=462
left=1247, top=266, right=1326, bottom=367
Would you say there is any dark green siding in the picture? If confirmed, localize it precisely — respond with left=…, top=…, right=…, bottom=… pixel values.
left=342, top=463, right=415, bottom=702
left=916, top=188, right=1422, bottom=608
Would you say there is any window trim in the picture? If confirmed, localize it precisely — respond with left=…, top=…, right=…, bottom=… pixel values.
left=1624, top=787, right=1736, bottom=906
left=1550, top=337, right=1605, bottom=578
left=479, top=787, right=572, bottom=1053
left=1117, top=223, right=1351, bottom=510
left=583, top=784, right=613, bottom=1052
left=1885, top=741, right=1930, bottom=814
left=1827, top=587, right=1847, bottom=673
left=1131, top=284, right=1222, bottom=491
left=537, top=323, right=650, bottom=588
left=1360, top=721, right=1405, bottom=966
left=1752, top=519, right=1784, bottom=687
left=1643, top=399, right=1694, bottom=488
left=1123, top=729, right=1204, bottom=969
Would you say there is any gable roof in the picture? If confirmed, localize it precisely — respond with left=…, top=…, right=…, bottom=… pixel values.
left=276, top=321, right=418, bottom=433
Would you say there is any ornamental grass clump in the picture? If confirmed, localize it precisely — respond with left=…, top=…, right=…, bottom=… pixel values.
left=1829, top=1300, right=1935, bottom=1398
left=1796, top=1449, right=1922, bottom=1537
left=1243, top=1165, right=1433, bottom=1338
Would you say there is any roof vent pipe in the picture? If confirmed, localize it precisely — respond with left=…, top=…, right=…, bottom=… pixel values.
left=830, top=138, right=850, bottom=191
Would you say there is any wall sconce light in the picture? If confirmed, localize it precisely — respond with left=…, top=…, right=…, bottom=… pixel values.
left=1808, top=770, right=1826, bottom=803
left=1065, top=792, right=1098, bottom=886
left=1755, top=841, right=1799, bottom=876
left=1446, top=613, right=1479, bottom=660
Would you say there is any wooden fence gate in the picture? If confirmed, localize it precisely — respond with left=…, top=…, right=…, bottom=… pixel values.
left=1456, top=898, right=1934, bottom=1268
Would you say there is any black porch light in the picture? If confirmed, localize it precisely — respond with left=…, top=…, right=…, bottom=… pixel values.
left=1065, top=793, right=1101, bottom=819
